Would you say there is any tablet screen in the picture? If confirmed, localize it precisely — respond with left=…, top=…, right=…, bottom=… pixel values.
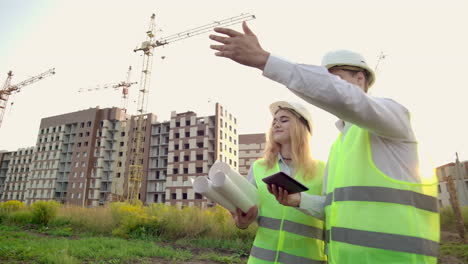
left=262, top=172, right=309, bottom=194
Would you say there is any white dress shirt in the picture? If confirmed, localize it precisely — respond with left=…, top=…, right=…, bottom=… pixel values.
left=261, top=55, right=423, bottom=219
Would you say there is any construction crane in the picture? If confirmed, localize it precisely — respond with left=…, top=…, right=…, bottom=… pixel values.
left=77, top=66, right=137, bottom=203
left=126, top=13, right=256, bottom=202
left=0, top=68, right=55, bottom=128
left=78, top=66, right=137, bottom=112
left=374, top=51, right=387, bottom=73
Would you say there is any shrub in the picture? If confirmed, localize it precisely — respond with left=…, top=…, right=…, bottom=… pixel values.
left=1, top=200, right=25, bottom=212
left=110, top=202, right=153, bottom=238
left=7, top=210, right=34, bottom=225
left=146, top=204, right=256, bottom=241
left=31, top=200, right=60, bottom=226
left=56, top=206, right=116, bottom=235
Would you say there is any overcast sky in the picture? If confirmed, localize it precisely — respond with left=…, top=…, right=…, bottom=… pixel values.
left=0, top=0, right=467, bottom=171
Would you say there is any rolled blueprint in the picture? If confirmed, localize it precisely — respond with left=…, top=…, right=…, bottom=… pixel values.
left=192, top=176, right=236, bottom=212
left=209, top=161, right=258, bottom=205
left=211, top=171, right=255, bottom=213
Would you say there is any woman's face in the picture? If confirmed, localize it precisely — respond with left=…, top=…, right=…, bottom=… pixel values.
left=272, top=109, right=292, bottom=145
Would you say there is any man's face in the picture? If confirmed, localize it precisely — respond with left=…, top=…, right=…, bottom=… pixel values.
left=328, top=67, right=366, bottom=92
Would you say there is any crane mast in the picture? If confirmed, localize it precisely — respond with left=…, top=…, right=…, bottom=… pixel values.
left=0, top=68, right=55, bottom=128
left=127, top=14, right=157, bottom=202
left=126, top=13, right=255, bottom=202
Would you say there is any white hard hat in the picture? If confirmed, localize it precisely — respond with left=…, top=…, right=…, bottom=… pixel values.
left=321, top=50, right=376, bottom=87
left=269, top=101, right=313, bottom=134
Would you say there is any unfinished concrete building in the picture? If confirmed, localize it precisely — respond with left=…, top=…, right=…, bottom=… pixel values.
left=147, top=103, right=239, bottom=208
left=24, top=107, right=128, bottom=206
left=238, top=133, right=266, bottom=176
left=0, top=148, right=34, bottom=202
left=0, top=103, right=239, bottom=208
left=436, top=160, right=468, bottom=207
left=0, top=151, right=12, bottom=200
left=125, top=113, right=157, bottom=203
left=147, top=120, right=170, bottom=204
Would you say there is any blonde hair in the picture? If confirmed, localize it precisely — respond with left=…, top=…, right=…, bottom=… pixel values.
left=261, top=109, right=317, bottom=181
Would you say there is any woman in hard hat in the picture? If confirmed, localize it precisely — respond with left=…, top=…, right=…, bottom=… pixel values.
left=210, top=23, right=439, bottom=264
left=233, top=101, right=326, bottom=264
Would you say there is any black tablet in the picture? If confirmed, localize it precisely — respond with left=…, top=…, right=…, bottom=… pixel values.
left=262, top=172, right=309, bottom=194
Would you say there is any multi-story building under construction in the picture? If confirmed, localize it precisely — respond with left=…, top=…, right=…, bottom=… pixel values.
left=436, top=160, right=468, bottom=207
left=238, top=133, right=266, bottom=177
left=147, top=103, right=238, bottom=208
left=23, top=107, right=128, bottom=206
left=0, top=147, right=34, bottom=202
left=0, top=103, right=238, bottom=208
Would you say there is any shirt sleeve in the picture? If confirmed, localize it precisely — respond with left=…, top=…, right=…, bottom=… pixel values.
left=246, top=165, right=257, bottom=187
left=246, top=164, right=260, bottom=221
left=297, top=193, right=326, bottom=220
left=263, top=55, right=415, bottom=141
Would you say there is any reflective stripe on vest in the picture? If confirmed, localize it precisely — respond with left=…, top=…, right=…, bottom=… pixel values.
left=251, top=246, right=327, bottom=264
left=330, top=227, right=439, bottom=257
left=258, top=216, right=324, bottom=240
left=325, top=227, right=438, bottom=257
left=324, top=186, right=438, bottom=212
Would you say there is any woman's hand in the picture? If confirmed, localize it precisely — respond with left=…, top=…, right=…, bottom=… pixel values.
left=267, top=184, right=301, bottom=207
left=231, top=205, right=258, bottom=229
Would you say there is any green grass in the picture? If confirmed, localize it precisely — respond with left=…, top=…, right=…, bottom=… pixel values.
left=440, top=206, right=468, bottom=231
left=0, top=226, right=192, bottom=264
left=439, top=241, right=468, bottom=263
left=198, top=252, right=243, bottom=263
left=175, top=237, right=251, bottom=256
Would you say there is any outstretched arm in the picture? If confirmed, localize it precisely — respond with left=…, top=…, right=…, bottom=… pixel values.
left=209, top=22, right=270, bottom=70
left=263, top=57, right=415, bottom=141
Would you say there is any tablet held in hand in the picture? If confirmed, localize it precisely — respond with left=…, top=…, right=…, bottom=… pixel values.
left=262, top=172, right=309, bottom=194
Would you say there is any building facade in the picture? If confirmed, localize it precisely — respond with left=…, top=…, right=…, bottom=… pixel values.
left=126, top=113, right=157, bottom=203
left=0, top=148, right=33, bottom=202
left=238, top=133, right=266, bottom=176
left=161, top=103, right=238, bottom=208
left=436, top=160, right=468, bottom=207
left=147, top=120, right=170, bottom=204
left=0, top=103, right=239, bottom=208
left=0, top=151, right=11, bottom=199
left=26, top=107, right=127, bottom=206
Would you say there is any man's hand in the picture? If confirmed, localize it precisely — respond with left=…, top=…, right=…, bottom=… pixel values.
left=267, top=184, right=301, bottom=207
left=209, top=22, right=270, bottom=71
left=231, top=205, right=258, bottom=229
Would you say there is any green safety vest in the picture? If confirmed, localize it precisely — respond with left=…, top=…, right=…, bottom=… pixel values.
left=325, top=125, right=440, bottom=264
left=249, top=159, right=327, bottom=264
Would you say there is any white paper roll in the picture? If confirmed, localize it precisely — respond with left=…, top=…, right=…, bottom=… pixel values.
left=192, top=176, right=236, bottom=212
left=209, top=161, right=258, bottom=205
left=211, top=171, right=255, bottom=213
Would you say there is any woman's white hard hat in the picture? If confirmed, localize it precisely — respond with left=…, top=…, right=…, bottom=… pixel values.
left=269, top=101, right=313, bottom=134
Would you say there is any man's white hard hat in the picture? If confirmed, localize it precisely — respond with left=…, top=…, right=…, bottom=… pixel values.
left=269, top=101, right=313, bottom=134
left=321, top=50, right=376, bottom=87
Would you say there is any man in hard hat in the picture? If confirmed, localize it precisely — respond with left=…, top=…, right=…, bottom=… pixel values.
left=209, top=22, right=440, bottom=264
